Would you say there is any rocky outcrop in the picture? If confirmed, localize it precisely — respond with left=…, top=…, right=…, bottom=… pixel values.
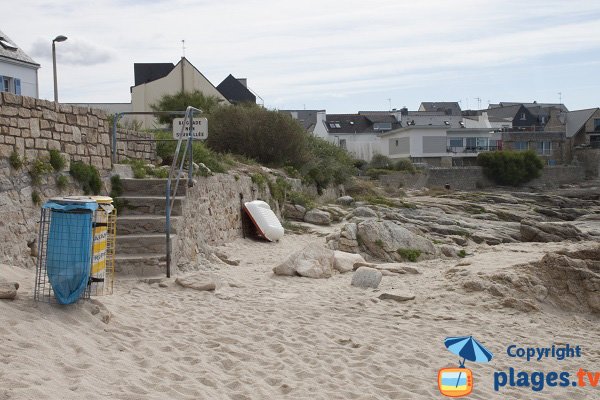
left=336, top=196, right=355, bottom=206
left=0, top=282, right=19, bottom=300
left=520, top=219, right=588, bottom=242
left=283, top=204, right=306, bottom=221
left=333, top=251, right=365, bottom=273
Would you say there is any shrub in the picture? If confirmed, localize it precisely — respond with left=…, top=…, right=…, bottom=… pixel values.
left=49, top=149, right=66, bottom=172
left=393, top=158, right=416, bottom=174
left=458, top=249, right=467, bottom=258
left=287, top=191, right=315, bottom=209
left=31, top=190, right=41, bottom=205
left=369, top=154, right=393, bottom=169
left=110, top=175, right=123, bottom=198
left=29, top=159, right=52, bottom=185
left=154, top=131, right=226, bottom=173
left=150, top=90, right=220, bottom=125
left=56, top=175, right=69, bottom=191
left=70, top=161, right=102, bottom=195
left=300, top=135, right=356, bottom=194
left=477, top=150, right=543, bottom=186
left=9, top=151, right=23, bottom=170
left=250, top=173, right=267, bottom=190
left=365, top=168, right=394, bottom=179
left=397, top=248, right=422, bottom=262
left=268, top=177, right=292, bottom=204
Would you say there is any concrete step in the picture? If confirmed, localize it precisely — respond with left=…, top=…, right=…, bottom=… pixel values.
left=120, top=178, right=188, bottom=197
left=115, top=253, right=166, bottom=276
left=116, top=233, right=172, bottom=255
left=117, top=215, right=179, bottom=235
left=116, top=196, right=184, bottom=216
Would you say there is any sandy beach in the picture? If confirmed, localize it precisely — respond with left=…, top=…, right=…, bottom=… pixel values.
left=1, top=207, right=599, bottom=400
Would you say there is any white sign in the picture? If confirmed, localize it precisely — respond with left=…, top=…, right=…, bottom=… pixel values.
left=172, top=117, right=208, bottom=140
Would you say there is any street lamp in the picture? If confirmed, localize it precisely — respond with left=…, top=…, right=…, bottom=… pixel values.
left=52, top=35, right=67, bottom=103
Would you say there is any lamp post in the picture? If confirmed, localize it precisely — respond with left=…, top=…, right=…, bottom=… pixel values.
left=52, top=35, right=67, bottom=103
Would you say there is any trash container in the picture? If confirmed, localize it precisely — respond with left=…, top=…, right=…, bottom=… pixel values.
left=34, top=197, right=98, bottom=304
left=89, top=196, right=116, bottom=296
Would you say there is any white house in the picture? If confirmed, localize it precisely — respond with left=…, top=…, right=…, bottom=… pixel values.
left=0, top=30, right=39, bottom=98
left=130, top=58, right=229, bottom=128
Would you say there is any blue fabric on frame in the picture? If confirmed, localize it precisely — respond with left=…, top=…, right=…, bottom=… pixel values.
left=46, top=210, right=94, bottom=304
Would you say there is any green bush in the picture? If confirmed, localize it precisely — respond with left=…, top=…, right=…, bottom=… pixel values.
left=365, top=168, right=394, bottom=179
left=397, top=248, right=422, bottom=262
left=369, top=154, right=393, bottom=169
left=150, top=90, right=220, bottom=125
left=110, top=175, right=123, bottom=198
left=393, top=158, right=416, bottom=174
left=300, top=135, right=356, bottom=194
left=49, top=149, right=66, bottom=172
left=9, top=151, right=23, bottom=170
left=458, top=249, right=467, bottom=258
left=477, top=150, right=543, bottom=186
left=56, top=175, right=69, bottom=191
left=31, top=190, right=41, bottom=205
left=250, top=173, right=267, bottom=190
left=29, top=159, right=52, bottom=185
left=70, top=161, right=102, bottom=195
left=287, top=190, right=315, bottom=209
left=268, top=177, right=292, bottom=204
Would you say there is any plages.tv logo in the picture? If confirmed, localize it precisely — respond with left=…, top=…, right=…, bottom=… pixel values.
left=438, top=336, right=493, bottom=397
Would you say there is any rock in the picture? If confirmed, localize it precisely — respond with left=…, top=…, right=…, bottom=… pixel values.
left=378, top=291, right=416, bottom=302
left=284, top=203, right=306, bottom=221
left=333, top=251, right=365, bottom=273
left=176, top=274, right=216, bottom=291
left=273, top=243, right=335, bottom=278
left=440, top=245, right=459, bottom=258
left=304, top=209, right=331, bottom=226
left=340, top=223, right=358, bottom=240
left=352, top=207, right=378, bottom=218
left=336, top=196, right=355, bottom=206
left=215, top=252, right=240, bottom=266
left=463, top=280, right=486, bottom=292
left=158, top=282, right=169, bottom=288
left=520, top=219, right=588, bottom=242
left=351, top=267, right=382, bottom=289
left=356, top=220, right=436, bottom=262
left=0, top=282, right=19, bottom=300
left=197, top=163, right=212, bottom=175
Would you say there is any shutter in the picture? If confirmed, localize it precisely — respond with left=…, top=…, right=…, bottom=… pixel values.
left=15, top=79, right=21, bottom=95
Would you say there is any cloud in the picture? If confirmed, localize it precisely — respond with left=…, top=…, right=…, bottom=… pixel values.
left=30, top=38, right=115, bottom=66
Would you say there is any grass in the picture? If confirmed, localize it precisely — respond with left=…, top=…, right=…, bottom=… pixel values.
left=56, top=175, right=69, bottom=191
left=458, top=249, right=467, bottom=258
left=250, top=173, right=267, bottom=191
left=29, top=159, right=52, bottom=185
left=31, top=190, right=41, bottom=205
left=375, top=239, right=384, bottom=248
left=397, top=248, right=422, bottom=262
left=287, top=190, right=315, bottom=209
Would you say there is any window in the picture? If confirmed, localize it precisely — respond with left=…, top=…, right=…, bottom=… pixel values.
left=489, top=140, right=501, bottom=150
left=373, top=122, right=392, bottom=131
left=0, top=76, right=20, bottom=95
left=448, top=138, right=463, bottom=147
left=520, top=112, right=526, bottom=120
left=514, top=141, right=528, bottom=151
left=395, top=139, right=399, bottom=146
left=594, top=119, right=600, bottom=132
left=328, top=122, right=341, bottom=129
left=536, top=141, right=552, bottom=155
left=465, top=137, right=477, bottom=150
left=339, top=139, right=347, bottom=150
left=476, top=137, right=488, bottom=149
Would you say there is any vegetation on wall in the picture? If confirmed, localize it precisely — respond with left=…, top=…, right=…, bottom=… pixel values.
left=69, top=161, right=102, bottom=195
left=477, top=150, right=543, bottom=186
left=49, top=150, right=66, bottom=172
left=154, top=132, right=227, bottom=174
left=9, top=151, right=23, bottom=170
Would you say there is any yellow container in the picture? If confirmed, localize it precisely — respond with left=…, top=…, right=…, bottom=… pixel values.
left=90, top=196, right=116, bottom=295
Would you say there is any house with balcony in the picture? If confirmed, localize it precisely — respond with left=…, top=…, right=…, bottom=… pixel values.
left=0, top=29, right=40, bottom=98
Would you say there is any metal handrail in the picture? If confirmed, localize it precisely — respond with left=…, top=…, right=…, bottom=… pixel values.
left=165, top=106, right=203, bottom=277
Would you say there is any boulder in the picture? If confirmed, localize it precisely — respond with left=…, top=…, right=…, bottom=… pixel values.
left=304, top=209, right=331, bottom=226
left=284, top=203, right=306, bottom=221
left=336, top=196, right=355, bottom=206
left=273, top=243, right=335, bottom=278
left=520, top=219, right=588, bottom=242
left=333, top=251, right=365, bottom=273
left=351, top=267, right=382, bottom=289
left=352, top=207, right=378, bottom=218
left=176, top=274, right=216, bottom=291
left=357, top=220, right=436, bottom=262
left=0, top=282, right=19, bottom=300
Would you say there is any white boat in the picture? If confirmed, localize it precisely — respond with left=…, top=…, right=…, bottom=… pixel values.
left=243, top=200, right=284, bottom=242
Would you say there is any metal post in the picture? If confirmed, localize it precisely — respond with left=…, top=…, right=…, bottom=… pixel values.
left=52, top=41, right=58, bottom=103
left=166, top=179, right=171, bottom=278
left=187, top=111, right=193, bottom=187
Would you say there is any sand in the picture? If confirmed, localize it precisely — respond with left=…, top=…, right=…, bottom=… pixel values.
left=1, top=228, right=600, bottom=399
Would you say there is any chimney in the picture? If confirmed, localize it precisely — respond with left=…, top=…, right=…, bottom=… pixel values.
left=237, top=78, right=248, bottom=87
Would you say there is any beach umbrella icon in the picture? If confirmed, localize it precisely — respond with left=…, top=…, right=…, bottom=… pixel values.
left=444, top=336, right=493, bottom=390
left=445, top=336, right=493, bottom=367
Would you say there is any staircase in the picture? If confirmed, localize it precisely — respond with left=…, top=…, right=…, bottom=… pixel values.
left=115, top=179, right=186, bottom=276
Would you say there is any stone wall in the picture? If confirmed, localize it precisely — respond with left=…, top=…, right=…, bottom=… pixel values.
left=173, top=173, right=275, bottom=264
left=115, top=128, right=157, bottom=163
left=380, top=165, right=586, bottom=191
left=574, top=148, right=600, bottom=178
left=0, top=93, right=112, bottom=171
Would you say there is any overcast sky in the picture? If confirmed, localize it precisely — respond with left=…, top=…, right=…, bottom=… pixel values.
left=5, top=0, right=600, bottom=112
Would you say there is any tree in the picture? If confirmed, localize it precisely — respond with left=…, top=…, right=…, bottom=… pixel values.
left=477, top=150, right=544, bottom=186
left=150, top=90, right=221, bottom=125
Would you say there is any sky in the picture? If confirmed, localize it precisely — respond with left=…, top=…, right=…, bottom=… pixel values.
left=5, top=0, right=600, bottom=113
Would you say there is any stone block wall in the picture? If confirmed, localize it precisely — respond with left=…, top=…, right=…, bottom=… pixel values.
left=115, top=128, right=157, bottom=163
left=0, top=92, right=112, bottom=171
left=380, top=165, right=586, bottom=191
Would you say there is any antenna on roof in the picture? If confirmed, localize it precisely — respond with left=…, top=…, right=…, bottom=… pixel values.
left=181, top=39, right=186, bottom=58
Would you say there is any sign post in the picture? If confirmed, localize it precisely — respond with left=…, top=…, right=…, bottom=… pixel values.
left=172, top=117, right=208, bottom=140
